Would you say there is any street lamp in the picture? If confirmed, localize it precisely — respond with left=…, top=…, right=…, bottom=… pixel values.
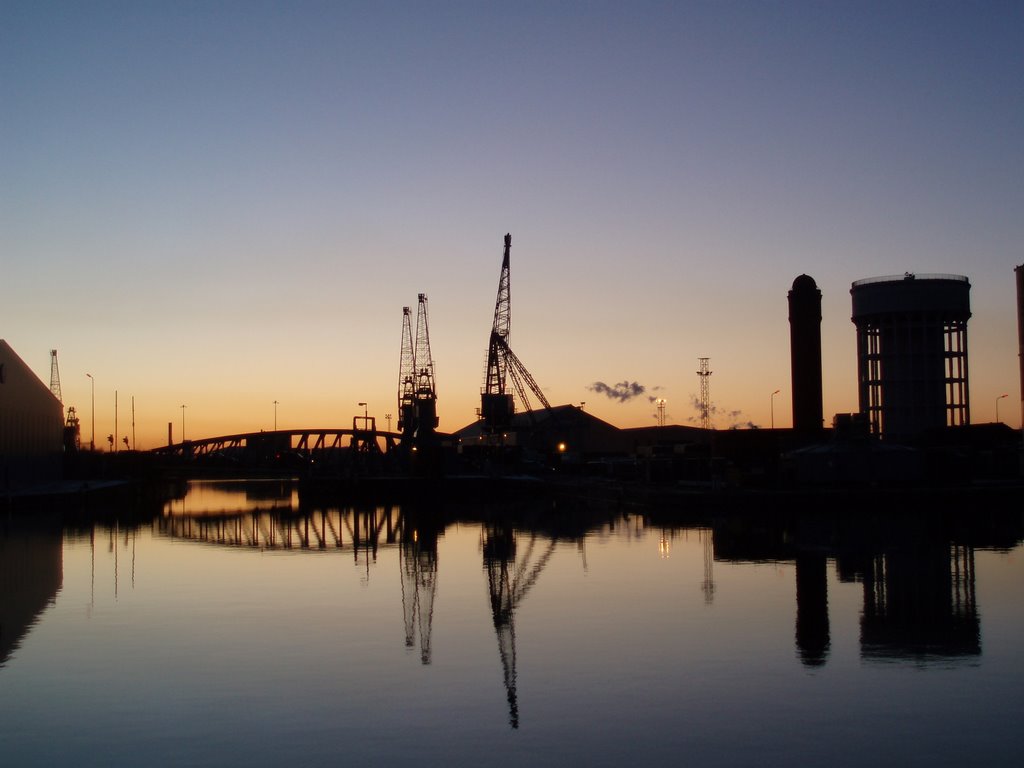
left=85, top=373, right=95, bottom=450
left=181, top=404, right=187, bottom=443
left=770, top=389, right=780, bottom=430
left=273, top=400, right=279, bottom=431
left=996, top=393, right=1008, bottom=424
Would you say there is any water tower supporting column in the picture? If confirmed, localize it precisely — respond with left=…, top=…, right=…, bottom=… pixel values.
left=1015, top=264, right=1023, bottom=430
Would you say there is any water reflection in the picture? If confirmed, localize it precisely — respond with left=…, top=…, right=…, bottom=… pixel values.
left=705, top=506, right=1019, bottom=667
left=157, top=483, right=1020, bottom=678
left=400, top=523, right=438, bottom=664
left=855, top=544, right=979, bottom=660
left=795, top=554, right=830, bottom=666
left=0, top=518, right=62, bottom=667
left=163, top=478, right=299, bottom=517
left=482, top=524, right=558, bottom=729
left=1, top=483, right=1021, bottom=750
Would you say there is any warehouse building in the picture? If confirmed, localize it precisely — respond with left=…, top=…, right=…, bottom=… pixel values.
left=0, top=340, right=64, bottom=492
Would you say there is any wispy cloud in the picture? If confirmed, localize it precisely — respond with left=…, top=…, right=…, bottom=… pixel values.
left=588, top=380, right=648, bottom=403
left=685, top=395, right=759, bottom=429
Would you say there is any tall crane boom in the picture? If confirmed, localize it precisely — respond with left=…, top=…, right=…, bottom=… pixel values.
left=480, top=233, right=550, bottom=432
left=414, top=294, right=436, bottom=403
left=484, top=233, right=512, bottom=397
left=413, top=293, right=438, bottom=436
left=397, top=307, right=416, bottom=436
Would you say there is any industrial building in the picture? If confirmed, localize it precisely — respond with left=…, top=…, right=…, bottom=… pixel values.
left=0, top=340, right=64, bottom=492
left=851, top=274, right=971, bottom=442
left=788, top=274, right=824, bottom=434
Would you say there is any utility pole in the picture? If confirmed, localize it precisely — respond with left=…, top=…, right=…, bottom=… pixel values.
left=86, top=373, right=95, bottom=450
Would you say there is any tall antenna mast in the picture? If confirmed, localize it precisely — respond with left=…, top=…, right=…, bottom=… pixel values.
left=697, top=357, right=712, bottom=430
left=49, top=349, right=62, bottom=403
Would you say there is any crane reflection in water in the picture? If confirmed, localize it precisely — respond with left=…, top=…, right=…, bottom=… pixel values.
left=481, top=523, right=557, bottom=730
left=399, top=524, right=438, bottom=665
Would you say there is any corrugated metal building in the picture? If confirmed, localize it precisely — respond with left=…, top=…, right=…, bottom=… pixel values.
left=0, top=340, right=64, bottom=491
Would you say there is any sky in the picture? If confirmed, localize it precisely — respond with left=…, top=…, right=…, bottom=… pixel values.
left=3, top=1, right=1023, bottom=448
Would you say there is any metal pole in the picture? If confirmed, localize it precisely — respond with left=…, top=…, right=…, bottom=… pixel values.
left=770, top=389, right=780, bottom=429
left=86, top=373, right=95, bottom=450
left=274, top=400, right=278, bottom=431
left=181, top=404, right=186, bottom=443
left=996, top=393, right=1007, bottom=424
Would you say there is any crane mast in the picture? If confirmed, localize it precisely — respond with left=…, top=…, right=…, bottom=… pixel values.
left=413, top=293, right=438, bottom=436
left=484, top=233, right=512, bottom=396
left=396, top=294, right=438, bottom=444
left=397, top=306, right=416, bottom=437
left=50, top=349, right=62, bottom=403
left=481, top=233, right=550, bottom=433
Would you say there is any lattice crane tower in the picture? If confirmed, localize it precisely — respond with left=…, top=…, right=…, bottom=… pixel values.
left=397, top=306, right=416, bottom=437
left=480, top=233, right=551, bottom=433
left=396, top=294, right=438, bottom=442
left=49, top=349, right=62, bottom=403
left=697, top=357, right=712, bottom=430
left=413, top=293, right=438, bottom=435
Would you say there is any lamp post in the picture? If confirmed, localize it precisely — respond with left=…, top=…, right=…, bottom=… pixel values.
left=85, top=373, right=95, bottom=450
left=273, top=400, right=279, bottom=431
left=181, top=404, right=187, bottom=443
left=770, top=389, right=780, bottom=430
left=996, top=393, right=1008, bottom=424
left=358, top=402, right=367, bottom=422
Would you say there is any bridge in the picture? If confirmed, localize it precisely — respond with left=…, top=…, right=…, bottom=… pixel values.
left=154, top=427, right=402, bottom=456
left=151, top=419, right=411, bottom=470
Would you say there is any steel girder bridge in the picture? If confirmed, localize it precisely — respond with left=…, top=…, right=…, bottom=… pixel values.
left=151, top=426, right=403, bottom=462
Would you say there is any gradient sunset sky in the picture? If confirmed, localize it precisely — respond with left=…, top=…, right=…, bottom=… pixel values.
left=4, top=1, right=1022, bottom=448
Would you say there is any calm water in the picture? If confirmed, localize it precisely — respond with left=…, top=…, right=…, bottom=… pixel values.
left=2, top=480, right=1021, bottom=766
